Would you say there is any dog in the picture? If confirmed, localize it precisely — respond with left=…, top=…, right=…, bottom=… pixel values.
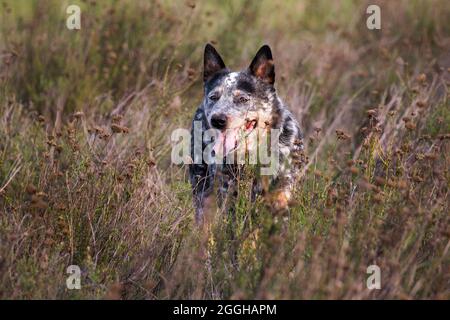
left=189, top=44, right=305, bottom=223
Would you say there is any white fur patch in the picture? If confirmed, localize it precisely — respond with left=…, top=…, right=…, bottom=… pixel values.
left=224, top=72, right=239, bottom=87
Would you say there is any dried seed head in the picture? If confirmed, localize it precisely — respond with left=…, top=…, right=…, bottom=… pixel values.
left=187, top=68, right=196, bottom=77
left=336, top=130, right=351, bottom=140
left=386, top=179, right=396, bottom=188
left=374, top=177, right=386, bottom=186
left=366, top=109, right=377, bottom=117
left=405, top=122, right=416, bottom=131
left=373, top=193, right=383, bottom=203
left=147, top=158, right=156, bottom=167
left=417, top=73, right=426, bottom=83
left=111, top=124, right=129, bottom=133
left=55, top=203, right=66, bottom=210
left=358, top=179, right=376, bottom=191
left=112, top=114, right=123, bottom=123
left=26, top=184, right=37, bottom=195
left=105, top=283, right=124, bottom=300
left=416, top=100, right=427, bottom=108
left=185, top=1, right=196, bottom=9
left=349, top=166, right=359, bottom=174
left=401, top=207, right=411, bottom=215
left=396, top=180, right=408, bottom=190
left=94, top=126, right=104, bottom=134
left=424, top=152, right=437, bottom=160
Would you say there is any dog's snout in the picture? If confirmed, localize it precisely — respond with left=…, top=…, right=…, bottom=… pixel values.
left=211, top=113, right=228, bottom=130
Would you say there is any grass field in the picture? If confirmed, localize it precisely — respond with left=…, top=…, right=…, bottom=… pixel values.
left=0, top=0, right=449, bottom=299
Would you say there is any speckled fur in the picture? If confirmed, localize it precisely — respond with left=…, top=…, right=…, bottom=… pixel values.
left=190, top=44, right=305, bottom=223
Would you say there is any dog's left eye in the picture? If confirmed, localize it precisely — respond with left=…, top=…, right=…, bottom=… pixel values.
left=238, top=96, right=249, bottom=103
left=209, top=93, right=220, bottom=101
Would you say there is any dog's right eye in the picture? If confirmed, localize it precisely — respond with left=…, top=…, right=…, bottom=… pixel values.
left=209, top=93, right=220, bottom=101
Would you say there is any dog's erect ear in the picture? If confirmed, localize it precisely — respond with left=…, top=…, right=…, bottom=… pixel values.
left=248, top=45, right=275, bottom=85
left=204, top=44, right=226, bottom=83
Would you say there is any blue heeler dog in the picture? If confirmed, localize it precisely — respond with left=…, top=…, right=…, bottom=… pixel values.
left=190, top=44, right=305, bottom=223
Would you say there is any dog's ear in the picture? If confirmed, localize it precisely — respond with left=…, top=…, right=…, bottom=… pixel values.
left=248, top=45, right=275, bottom=85
left=204, top=44, right=226, bottom=83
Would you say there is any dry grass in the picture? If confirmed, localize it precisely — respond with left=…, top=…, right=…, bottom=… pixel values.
left=0, top=0, right=449, bottom=299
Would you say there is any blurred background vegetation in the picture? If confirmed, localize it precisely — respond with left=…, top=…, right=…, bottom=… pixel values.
left=0, top=0, right=449, bottom=299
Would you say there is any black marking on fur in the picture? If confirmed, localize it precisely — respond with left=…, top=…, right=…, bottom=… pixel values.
left=236, top=78, right=255, bottom=93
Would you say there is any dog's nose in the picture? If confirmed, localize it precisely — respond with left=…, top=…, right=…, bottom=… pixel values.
left=211, top=113, right=227, bottom=130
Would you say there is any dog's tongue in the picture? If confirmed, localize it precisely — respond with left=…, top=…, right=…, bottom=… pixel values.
left=213, top=129, right=238, bottom=157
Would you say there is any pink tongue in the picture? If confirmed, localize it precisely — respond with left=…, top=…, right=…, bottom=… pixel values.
left=214, top=130, right=238, bottom=156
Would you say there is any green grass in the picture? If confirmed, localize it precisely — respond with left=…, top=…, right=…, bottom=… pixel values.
left=0, top=0, right=449, bottom=299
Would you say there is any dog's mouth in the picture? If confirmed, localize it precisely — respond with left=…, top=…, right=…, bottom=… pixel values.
left=245, top=119, right=258, bottom=132
left=213, top=118, right=259, bottom=157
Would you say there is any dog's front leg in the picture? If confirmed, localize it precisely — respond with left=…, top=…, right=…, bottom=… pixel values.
left=190, top=163, right=215, bottom=224
left=216, top=164, right=238, bottom=209
left=270, top=170, right=294, bottom=212
left=189, top=108, right=217, bottom=224
left=269, top=138, right=305, bottom=212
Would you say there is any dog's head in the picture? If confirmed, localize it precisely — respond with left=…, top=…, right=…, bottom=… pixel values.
left=202, top=44, right=278, bottom=156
